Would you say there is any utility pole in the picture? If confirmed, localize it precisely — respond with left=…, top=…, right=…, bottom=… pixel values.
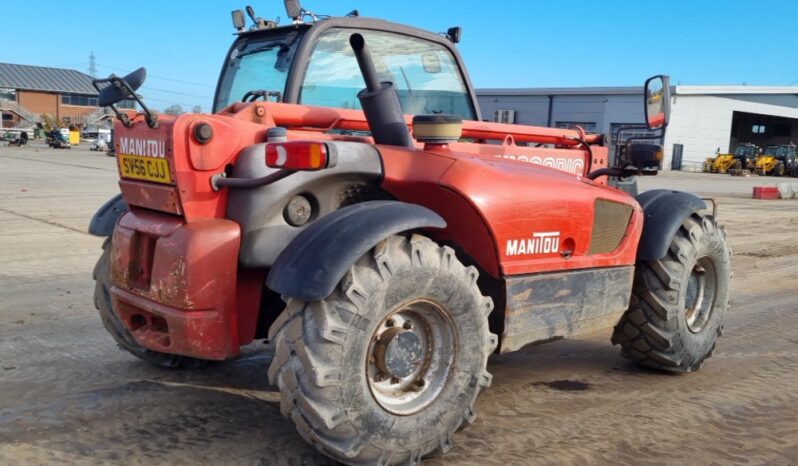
left=89, top=52, right=97, bottom=78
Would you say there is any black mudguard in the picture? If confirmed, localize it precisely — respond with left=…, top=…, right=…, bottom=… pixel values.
left=266, top=200, right=446, bottom=301
left=88, top=194, right=128, bottom=237
left=636, top=189, right=707, bottom=261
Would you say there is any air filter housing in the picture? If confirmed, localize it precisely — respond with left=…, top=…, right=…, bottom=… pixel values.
left=412, top=114, right=463, bottom=144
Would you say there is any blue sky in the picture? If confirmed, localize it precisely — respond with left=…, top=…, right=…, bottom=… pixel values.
left=7, top=0, right=798, bottom=111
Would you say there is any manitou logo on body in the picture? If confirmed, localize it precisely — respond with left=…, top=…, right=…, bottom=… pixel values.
left=119, top=137, right=166, bottom=158
left=496, top=154, right=584, bottom=176
left=506, top=232, right=561, bottom=256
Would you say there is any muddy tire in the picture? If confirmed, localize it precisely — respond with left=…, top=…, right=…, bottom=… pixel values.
left=612, top=212, right=731, bottom=372
left=93, top=238, right=207, bottom=368
left=268, top=234, right=497, bottom=465
left=772, top=161, right=785, bottom=177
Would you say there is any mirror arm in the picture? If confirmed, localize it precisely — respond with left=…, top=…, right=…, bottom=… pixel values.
left=91, top=75, right=158, bottom=129
left=92, top=76, right=132, bottom=128
left=109, top=103, right=132, bottom=128
left=114, top=77, right=158, bottom=128
left=586, top=167, right=620, bottom=180
left=587, top=165, right=655, bottom=180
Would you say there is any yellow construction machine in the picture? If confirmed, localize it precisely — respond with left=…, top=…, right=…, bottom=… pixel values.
left=754, top=144, right=797, bottom=176
left=703, top=150, right=736, bottom=173
left=704, top=143, right=759, bottom=173
left=39, top=113, right=71, bottom=149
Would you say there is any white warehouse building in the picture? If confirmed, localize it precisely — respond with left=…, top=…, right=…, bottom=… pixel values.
left=476, top=85, right=798, bottom=171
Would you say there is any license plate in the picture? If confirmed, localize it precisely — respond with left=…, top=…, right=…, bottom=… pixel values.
left=118, top=154, right=172, bottom=184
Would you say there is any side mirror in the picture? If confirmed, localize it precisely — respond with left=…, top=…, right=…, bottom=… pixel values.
left=644, top=75, right=670, bottom=130
left=97, top=67, right=146, bottom=107
left=629, top=142, right=663, bottom=171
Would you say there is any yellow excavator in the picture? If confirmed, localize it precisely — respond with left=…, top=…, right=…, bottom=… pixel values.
left=754, top=143, right=797, bottom=176
left=704, top=143, right=759, bottom=173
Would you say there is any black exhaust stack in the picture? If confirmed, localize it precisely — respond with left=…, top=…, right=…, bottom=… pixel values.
left=349, top=34, right=413, bottom=147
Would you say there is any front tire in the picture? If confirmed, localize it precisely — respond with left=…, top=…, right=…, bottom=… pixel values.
left=93, top=238, right=207, bottom=368
left=268, top=234, right=497, bottom=465
left=612, top=212, right=731, bottom=372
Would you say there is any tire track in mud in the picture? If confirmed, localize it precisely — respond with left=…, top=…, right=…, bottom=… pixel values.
left=429, top=252, right=798, bottom=465
left=432, top=350, right=798, bottom=465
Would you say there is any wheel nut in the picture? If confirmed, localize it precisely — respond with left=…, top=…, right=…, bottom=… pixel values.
left=391, top=377, right=400, bottom=384
left=375, top=373, right=385, bottom=382
left=415, top=379, right=425, bottom=387
left=403, top=321, right=413, bottom=330
left=386, top=318, right=395, bottom=327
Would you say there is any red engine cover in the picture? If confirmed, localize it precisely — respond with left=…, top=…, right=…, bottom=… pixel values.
left=379, top=145, right=642, bottom=277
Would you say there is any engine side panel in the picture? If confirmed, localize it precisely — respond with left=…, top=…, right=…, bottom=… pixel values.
left=227, top=141, right=384, bottom=267
left=501, top=266, right=634, bottom=353
left=441, top=157, right=643, bottom=275
left=379, top=145, right=643, bottom=277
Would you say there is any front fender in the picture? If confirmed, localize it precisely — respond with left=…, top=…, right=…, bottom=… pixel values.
left=266, top=200, right=446, bottom=301
left=88, top=194, right=128, bottom=237
left=636, top=189, right=706, bottom=261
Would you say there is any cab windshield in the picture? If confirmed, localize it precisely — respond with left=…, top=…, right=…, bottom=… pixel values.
left=299, top=28, right=476, bottom=120
left=735, top=145, right=757, bottom=158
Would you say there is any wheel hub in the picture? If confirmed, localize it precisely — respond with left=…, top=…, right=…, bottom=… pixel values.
left=366, top=300, right=457, bottom=415
left=374, top=327, right=423, bottom=379
left=683, top=257, right=718, bottom=333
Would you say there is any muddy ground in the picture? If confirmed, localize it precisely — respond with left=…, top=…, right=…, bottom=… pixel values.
left=1, top=143, right=797, bottom=465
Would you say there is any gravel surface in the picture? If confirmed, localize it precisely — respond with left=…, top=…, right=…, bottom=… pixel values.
left=1, top=143, right=796, bottom=465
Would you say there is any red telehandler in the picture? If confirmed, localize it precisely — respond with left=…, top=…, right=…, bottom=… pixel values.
left=88, top=2, right=731, bottom=464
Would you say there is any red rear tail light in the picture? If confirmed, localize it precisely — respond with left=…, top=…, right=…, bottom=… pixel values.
left=265, top=141, right=336, bottom=171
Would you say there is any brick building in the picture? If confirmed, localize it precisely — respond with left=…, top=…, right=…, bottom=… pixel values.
left=0, top=63, right=133, bottom=129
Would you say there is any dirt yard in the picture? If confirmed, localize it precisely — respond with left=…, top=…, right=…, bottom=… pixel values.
left=1, top=143, right=797, bottom=465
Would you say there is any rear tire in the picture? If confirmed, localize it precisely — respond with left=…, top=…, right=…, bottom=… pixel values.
left=268, top=234, right=497, bottom=465
left=93, top=238, right=208, bottom=368
left=612, top=212, right=731, bottom=372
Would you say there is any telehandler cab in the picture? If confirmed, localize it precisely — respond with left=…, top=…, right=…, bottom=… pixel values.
left=88, top=2, right=731, bottom=464
left=731, top=142, right=759, bottom=170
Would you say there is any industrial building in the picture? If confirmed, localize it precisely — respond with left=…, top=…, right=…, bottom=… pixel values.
left=476, top=85, right=798, bottom=170
left=0, top=63, right=133, bottom=130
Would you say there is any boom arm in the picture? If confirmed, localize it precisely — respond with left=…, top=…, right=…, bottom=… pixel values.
left=228, top=101, right=601, bottom=148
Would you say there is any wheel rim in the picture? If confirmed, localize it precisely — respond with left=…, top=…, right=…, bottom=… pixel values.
left=683, top=256, right=718, bottom=333
left=366, top=299, right=457, bottom=415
